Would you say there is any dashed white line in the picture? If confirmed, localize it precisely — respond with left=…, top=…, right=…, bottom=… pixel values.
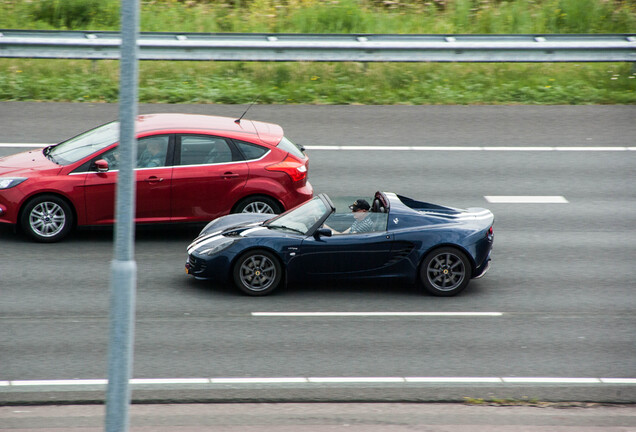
left=405, top=377, right=503, bottom=383
left=251, top=312, right=503, bottom=317
left=0, top=143, right=47, bottom=148
left=601, top=378, right=636, bottom=384
left=484, top=147, right=558, bottom=151
left=130, top=378, right=209, bottom=385
left=211, top=378, right=306, bottom=384
left=10, top=379, right=108, bottom=386
left=484, top=196, right=569, bottom=204
left=308, top=377, right=404, bottom=383
left=502, top=377, right=601, bottom=384
left=553, top=147, right=633, bottom=152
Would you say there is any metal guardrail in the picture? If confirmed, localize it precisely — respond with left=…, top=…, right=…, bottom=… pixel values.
left=1, top=30, right=635, bottom=62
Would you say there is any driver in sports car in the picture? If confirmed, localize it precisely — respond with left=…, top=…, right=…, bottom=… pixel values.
left=325, top=198, right=374, bottom=234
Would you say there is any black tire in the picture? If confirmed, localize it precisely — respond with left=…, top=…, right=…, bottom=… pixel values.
left=233, top=250, right=282, bottom=296
left=20, top=194, right=74, bottom=243
left=420, top=247, right=472, bottom=296
left=233, top=195, right=282, bottom=214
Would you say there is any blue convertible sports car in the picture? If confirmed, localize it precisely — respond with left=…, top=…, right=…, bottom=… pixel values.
left=185, top=192, right=494, bottom=296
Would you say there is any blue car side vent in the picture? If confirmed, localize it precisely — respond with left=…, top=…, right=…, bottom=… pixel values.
left=385, top=242, right=415, bottom=265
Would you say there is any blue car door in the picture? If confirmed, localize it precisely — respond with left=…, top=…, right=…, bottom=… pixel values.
left=299, top=232, right=394, bottom=276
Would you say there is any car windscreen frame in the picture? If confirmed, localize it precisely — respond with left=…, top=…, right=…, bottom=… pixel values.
left=265, top=194, right=334, bottom=236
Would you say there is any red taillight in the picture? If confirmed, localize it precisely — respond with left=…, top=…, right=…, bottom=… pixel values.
left=266, top=155, right=308, bottom=182
left=488, top=226, right=494, bottom=236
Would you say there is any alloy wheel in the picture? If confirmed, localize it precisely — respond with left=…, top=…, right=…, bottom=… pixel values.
left=426, top=252, right=466, bottom=292
left=239, top=254, right=278, bottom=292
left=29, top=201, right=67, bottom=238
left=242, top=201, right=275, bottom=214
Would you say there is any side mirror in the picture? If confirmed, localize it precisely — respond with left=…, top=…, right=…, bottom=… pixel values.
left=314, top=228, right=332, bottom=239
left=94, top=159, right=109, bottom=173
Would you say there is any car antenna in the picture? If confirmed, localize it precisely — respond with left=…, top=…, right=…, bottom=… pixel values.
left=235, top=95, right=260, bottom=124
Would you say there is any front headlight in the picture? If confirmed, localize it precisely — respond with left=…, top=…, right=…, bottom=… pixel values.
left=0, top=177, right=27, bottom=190
left=199, top=237, right=236, bottom=256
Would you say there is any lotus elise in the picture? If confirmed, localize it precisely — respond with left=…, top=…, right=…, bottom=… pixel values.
left=185, top=191, right=494, bottom=296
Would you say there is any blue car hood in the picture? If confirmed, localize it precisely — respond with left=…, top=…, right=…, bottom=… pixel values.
left=199, top=213, right=271, bottom=236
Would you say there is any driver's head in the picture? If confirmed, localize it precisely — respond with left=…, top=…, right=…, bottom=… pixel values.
left=349, top=199, right=370, bottom=212
left=349, top=199, right=370, bottom=219
left=147, top=141, right=161, bottom=153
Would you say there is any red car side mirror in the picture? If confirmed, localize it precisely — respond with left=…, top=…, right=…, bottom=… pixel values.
left=95, top=159, right=109, bottom=173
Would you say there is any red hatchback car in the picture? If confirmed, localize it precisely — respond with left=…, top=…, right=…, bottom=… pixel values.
left=0, top=113, right=313, bottom=242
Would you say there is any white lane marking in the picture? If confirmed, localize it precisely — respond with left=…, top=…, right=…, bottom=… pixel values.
left=251, top=312, right=503, bottom=317
left=502, top=378, right=601, bottom=384
left=601, top=378, right=636, bottom=384
left=2, top=144, right=636, bottom=151
left=554, top=147, right=633, bottom=152
left=484, top=196, right=569, bottom=204
left=0, top=143, right=46, bottom=148
left=5, top=377, right=635, bottom=387
left=211, top=378, right=306, bottom=384
left=308, top=377, right=404, bottom=383
left=130, top=378, right=210, bottom=385
left=11, top=379, right=108, bottom=386
left=406, top=377, right=502, bottom=383
left=484, top=147, right=556, bottom=151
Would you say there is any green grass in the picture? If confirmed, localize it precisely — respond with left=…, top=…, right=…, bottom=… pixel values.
left=3, top=0, right=634, bottom=34
left=1, top=0, right=635, bottom=105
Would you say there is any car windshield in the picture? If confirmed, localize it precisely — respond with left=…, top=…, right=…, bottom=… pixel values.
left=47, top=122, right=119, bottom=165
left=266, top=196, right=328, bottom=235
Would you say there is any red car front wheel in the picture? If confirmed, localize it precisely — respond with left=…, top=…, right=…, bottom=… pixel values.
left=21, top=194, right=74, bottom=243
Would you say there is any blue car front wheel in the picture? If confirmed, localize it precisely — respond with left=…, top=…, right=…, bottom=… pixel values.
left=233, top=250, right=283, bottom=296
left=420, top=247, right=472, bottom=296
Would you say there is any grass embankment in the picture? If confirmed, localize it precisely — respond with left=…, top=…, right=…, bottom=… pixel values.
left=1, top=0, right=635, bottom=104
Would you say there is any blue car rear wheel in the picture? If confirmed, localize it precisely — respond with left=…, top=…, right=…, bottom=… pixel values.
left=420, top=247, right=471, bottom=296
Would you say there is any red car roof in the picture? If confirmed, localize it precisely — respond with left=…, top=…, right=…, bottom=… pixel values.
left=135, top=113, right=284, bottom=146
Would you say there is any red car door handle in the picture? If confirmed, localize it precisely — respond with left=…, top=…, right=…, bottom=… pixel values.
left=144, top=176, right=164, bottom=183
left=222, top=172, right=240, bottom=179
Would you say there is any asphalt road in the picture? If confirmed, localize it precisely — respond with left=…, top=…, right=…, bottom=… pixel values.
left=0, top=102, right=635, bottom=404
